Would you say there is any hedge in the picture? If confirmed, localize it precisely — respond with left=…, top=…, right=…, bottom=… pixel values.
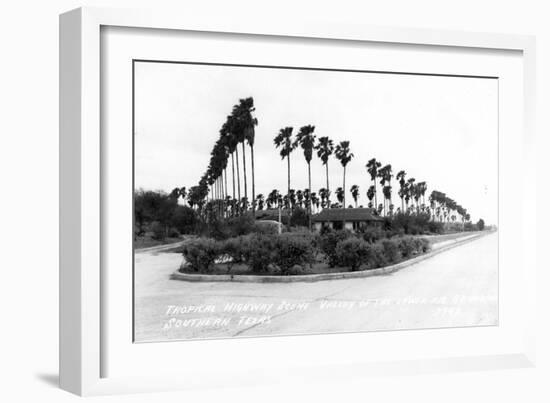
left=180, top=233, right=431, bottom=275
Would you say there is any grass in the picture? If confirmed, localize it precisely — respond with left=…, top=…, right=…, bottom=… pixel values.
left=423, top=231, right=479, bottom=244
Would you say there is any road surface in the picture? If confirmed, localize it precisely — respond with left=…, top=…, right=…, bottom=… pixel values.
left=134, top=232, right=497, bottom=342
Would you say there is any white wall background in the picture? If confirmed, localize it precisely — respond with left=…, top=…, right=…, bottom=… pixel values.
left=0, top=1, right=547, bottom=402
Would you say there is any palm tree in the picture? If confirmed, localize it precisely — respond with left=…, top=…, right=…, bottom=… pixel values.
left=319, top=187, right=329, bottom=209
left=288, top=189, right=297, bottom=210
left=417, top=181, right=427, bottom=206
left=406, top=178, right=416, bottom=212
left=350, top=185, right=360, bottom=207
left=311, top=192, right=320, bottom=213
left=382, top=186, right=392, bottom=216
left=267, top=189, right=279, bottom=209
left=295, top=125, right=316, bottom=230
left=296, top=189, right=304, bottom=208
left=274, top=127, right=296, bottom=199
left=366, top=158, right=382, bottom=209
left=335, top=187, right=344, bottom=206
left=335, top=141, right=354, bottom=209
left=220, top=122, right=236, bottom=204
left=366, top=185, right=375, bottom=209
left=315, top=136, right=334, bottom=206
left=378, top=164, right=392, bottom=215
left=236, top=98, right=258, bottom=214
left=396, top=170, right=407, bottom=212
left=229, top=103, right=247, bottom=208
left=255, top=194, right=265, bottom=210
left=223, top=115, right=242, bottom=214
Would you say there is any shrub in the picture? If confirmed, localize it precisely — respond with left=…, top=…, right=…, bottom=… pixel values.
left=359, top=227, right=384, bottom=243
left=391, top=212, right=433, bottom=235
left=171, top=205, right=198, bottom=234
left=334, top=237, right=372, bottom=271
left=240, top=234, right=277, bottom=273
left=227, top=214, right=257, bottom=236
left=204, top=217, right=232, bottom=240
left=167, top=228, right=180, bottom=238
left=220, top=237, right=246, bottom=272
left=381, top=239, right=400, bottom=263
left=180, top=238, right=221, bottom=273
left=272, top=234, right=315, bottom=275
left=317, top=230, right=353, bottom=267
left=253, top=220, right=280, bottom=235
left=476, top=219, right=485, bottom=231
left=413, top=237, right=431, bottom=253
left=369, top=243, right=388, bottom=268
left=427, top=221, right=444, bottom=234
left=397, top=237, right=417, bottom=258
left=150, top=221, right=166, bottom=240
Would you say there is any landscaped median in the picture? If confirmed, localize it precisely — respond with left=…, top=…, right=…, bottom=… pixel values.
left=170, top=230, right=493, bottom=283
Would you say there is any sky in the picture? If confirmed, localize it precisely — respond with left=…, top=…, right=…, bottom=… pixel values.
left=134, top=61, right=498, bottom=225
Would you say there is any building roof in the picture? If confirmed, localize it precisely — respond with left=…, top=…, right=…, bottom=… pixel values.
left=312, top=208, right=383, bottom=222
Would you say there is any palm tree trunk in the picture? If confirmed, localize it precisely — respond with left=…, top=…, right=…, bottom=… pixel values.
left=287, top=155, right=291, bottom=196
left=250, top=144, right=256, bottom=216
left=242, top=143, right=248, bottom=205
left=342, top=166, right=347, bottom=229
left=373, top=180, right=377, bottom=210
left=325, top=162, right=330, bottom=206
left=235, top=148, right=241, bottom=213
left=231, top=153, right=236, bottom=216
left=231, top=153, right=236, bottom=199
left=223, top=170, right=227, bottom=217
left=287, top=155, right=291, bottom=229
left=308, top=162, right=312, bottom=230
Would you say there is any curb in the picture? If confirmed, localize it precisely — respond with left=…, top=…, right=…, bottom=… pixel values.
left=136, top=240, right=186, bottom=253
left=170, top=231, right=494, bottom=283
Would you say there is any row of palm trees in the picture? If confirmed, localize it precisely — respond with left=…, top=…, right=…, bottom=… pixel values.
left=178, top=96, right=472, bottom=227
left=429, top=190, right=470, bottom=225
left=183, top=97, right=258, bottom=215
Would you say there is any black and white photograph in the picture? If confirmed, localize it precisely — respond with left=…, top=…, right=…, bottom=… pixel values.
left=132, top=60, right=498, bottom=343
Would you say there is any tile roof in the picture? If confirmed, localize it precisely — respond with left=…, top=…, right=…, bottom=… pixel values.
left=312, top=208, right=383, bottom=222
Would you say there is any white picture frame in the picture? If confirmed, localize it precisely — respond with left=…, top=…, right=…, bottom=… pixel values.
left=59, top=6, right=537, bottom=396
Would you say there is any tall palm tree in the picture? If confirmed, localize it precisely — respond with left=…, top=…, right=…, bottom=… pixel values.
left=350, top=185, right=360, bottom=207
left=366, top=158, right=382, bottom=209
left=236, top=97, right=259, bottom=214
left=378, top=164, right=392, bottom=215
left=406, top=178, right=416, bottom=213
left=417, top=181, right=427, bottom=207
left=225, top=115, right=241, bottom=211
left=295, top=125, right=316, bottom=230
left=315, top=136, right=334, bottom=206
left=274, top=127, right=295, bottom=197
left=335, top=141, right=354, bottom=210
left=396, top=170, right=407, bottom=212
left=230, top=102, right=249, bottom=207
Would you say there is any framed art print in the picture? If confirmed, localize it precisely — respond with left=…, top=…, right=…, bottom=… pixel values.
left=60, top=7, right=537, bottom=396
